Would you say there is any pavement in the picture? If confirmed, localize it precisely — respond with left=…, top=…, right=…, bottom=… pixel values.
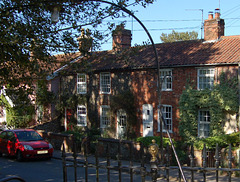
left=52, top=150, right=240, bottom=182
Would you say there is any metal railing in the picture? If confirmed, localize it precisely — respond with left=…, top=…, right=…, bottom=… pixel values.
left=61, top=138, right=240, bottom=182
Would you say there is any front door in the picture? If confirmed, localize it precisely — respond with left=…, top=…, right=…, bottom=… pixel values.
left=117, top=109, right=127, bottom=139
left=142, top=104, right=153, bottom=137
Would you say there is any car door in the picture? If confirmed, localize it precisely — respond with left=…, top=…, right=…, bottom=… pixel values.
left=0, top=131, right=8, bottom=154
left=7, top=131, right=17, bottom=156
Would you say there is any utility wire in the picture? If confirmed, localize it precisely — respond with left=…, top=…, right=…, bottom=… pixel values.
left=221, top=4, right=240, bottom=17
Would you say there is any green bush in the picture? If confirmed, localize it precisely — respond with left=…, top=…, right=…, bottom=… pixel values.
left=62, top=126, right=101, bottom=143
left=62, top=130, right=84, bottom=142
left=225, top=132, right=240, bottom=147
left=193, top=132, right=240, bottom=150
left=136, top=136, right=176, bottom=148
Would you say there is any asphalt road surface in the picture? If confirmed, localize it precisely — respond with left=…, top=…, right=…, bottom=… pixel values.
left=0, top=155, right=151, bottom=182
left=1, top=154, right=240, bottom=182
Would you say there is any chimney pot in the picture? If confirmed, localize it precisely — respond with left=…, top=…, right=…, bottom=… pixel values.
left=208, top=11, right=213, bottom=19
left=215, top=8, right=220, bottom=18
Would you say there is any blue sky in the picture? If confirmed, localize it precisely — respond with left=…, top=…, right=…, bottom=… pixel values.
left=99, top=0, right=240, bottom=50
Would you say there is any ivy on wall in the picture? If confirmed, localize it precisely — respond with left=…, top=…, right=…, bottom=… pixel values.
left=0, top=91, right=34, bottom=128
left=55, top=92, right=89, bottom=126
left=36, top=80, right=55, bottom=107
left=55, top=93, right=88, bottom=114
left=179, top=73, right=238, bottom=143
left=110, top=90, right=137, bottom=139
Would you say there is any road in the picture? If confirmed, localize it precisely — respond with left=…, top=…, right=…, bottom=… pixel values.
left=1, top=153, right=240, bottom=182
left=0, top=154, right=151, bottom=182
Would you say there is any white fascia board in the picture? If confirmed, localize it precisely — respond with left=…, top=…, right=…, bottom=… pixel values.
left=47, top=55, right=84, bottom=80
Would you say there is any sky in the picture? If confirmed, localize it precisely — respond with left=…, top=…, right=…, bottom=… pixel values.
left=99, top=0, right=240, bottom=51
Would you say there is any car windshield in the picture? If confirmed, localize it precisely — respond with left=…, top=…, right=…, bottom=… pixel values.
left=15, top=131, right=43, bottom=142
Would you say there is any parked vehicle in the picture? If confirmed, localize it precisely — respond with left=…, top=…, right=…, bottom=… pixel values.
left=0, top=129, right=53, bottom=161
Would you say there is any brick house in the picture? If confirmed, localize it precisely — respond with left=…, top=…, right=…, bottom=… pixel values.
left=48, top=10, right=240, bottom=140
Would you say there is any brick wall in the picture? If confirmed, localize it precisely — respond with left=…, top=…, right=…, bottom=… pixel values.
left=55, top=65, right=238, bottom=140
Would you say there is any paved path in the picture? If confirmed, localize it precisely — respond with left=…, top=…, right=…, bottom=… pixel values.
left=53, top=150, right=240, bottom=182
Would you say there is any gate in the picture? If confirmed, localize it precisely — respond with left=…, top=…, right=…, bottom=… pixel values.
left=62, top=138, right=240, bottom=182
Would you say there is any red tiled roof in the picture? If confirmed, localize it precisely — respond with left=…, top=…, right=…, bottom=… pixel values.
left=58, top=35, right=240, bottom=73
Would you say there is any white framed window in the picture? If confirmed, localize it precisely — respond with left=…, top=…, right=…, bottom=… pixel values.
left=37, top=105, right=43, bottom=123
left=197, top=68, right=214, bottom=90
left=77, top=73, right=87, bottom=94
left=100, top=72, right=111, bottom=94
left=77, top=105, right=87, bottom=126
left=117, top=109, right=127, bottom=127
left=160, top=69, right=172, bottom=91
left=158, top=105, right=172, bottom=132
left=198, top=110, right=210, bottom=138
left=100, top=105, right=110, bottom=128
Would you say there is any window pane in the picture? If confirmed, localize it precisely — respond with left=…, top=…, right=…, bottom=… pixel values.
left=198, top=68, right=214, bottom=90
left=161, top=105, right=172, bottom=132
left=77, top=105, right=87, bottom=126
left=198, top=110, right=210, bottom=138
left=100, top=73, right=111, bottom=93
left=101, top=106, right=110, bottom=128
left=160, top=70, right=172, bottom=91
left=77, top=74, right=87, bottom=94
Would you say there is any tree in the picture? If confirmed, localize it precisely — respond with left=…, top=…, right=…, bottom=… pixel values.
left=160, top=30, right=198, bottom=43
left=0, top=0, right=155, bottom=126
left=0, top=0, right=155, bottom=88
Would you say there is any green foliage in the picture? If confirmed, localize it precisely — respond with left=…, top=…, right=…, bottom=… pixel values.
left=136, top=136, right=176, bottom=148
left=7, top=115, right=33, bottom=128
left=160, top=30, right=198, bottom=43
left=62, top=126, right=101, bottom=147
left=179, top=73, right=238, bottom=143
left=0, top=92, right=35, bottom=128
left=1, top=0, right=155, bottom=90
left=110, top=90, right=137, bottom=125
left=36, top=80, right=55, bottom=107
left=193, top=132, right=240, bottom=150
left=55, top=93, right=89, bottom=115
left=110, top=90, right=137, bottom=139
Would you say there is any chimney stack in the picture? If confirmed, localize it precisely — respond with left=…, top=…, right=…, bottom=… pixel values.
left=204, top=9, right=224, bottom=41
left=112, top=24, right=132, bottom=51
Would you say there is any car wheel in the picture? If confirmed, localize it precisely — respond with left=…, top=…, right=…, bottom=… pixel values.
left=16, top=151, right=23, bottom=162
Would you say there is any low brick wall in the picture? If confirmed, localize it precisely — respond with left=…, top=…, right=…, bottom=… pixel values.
left=96, top=138, right=147, bottom=161
left=37, top=131, right=75, bottom=152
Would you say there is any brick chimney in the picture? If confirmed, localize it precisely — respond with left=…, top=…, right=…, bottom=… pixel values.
left=204, top=9, right=225, bottom=41
left=112, top=24, right=132, bottom=51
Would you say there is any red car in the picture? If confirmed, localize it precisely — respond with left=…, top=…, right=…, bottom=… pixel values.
left=0, top=129, right=53, bottom=161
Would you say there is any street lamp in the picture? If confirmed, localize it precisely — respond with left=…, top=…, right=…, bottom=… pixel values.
left=51, top=1, right=186, bottom=181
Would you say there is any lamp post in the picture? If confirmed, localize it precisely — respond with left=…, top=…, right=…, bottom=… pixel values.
left=51, top=1, right=186, bottom=181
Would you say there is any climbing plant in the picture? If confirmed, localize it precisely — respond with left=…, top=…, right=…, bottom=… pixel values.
left=110, top=90, right=137, bottom=139
left=55, top=93, right=88, bottom=113
left=179, top=73, right=238, bottom=143
left=36, top=80, right=55, bottom=107
left=55, top=92, right=89, bottom=127
left=0, top=89, right=35, bottom=128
